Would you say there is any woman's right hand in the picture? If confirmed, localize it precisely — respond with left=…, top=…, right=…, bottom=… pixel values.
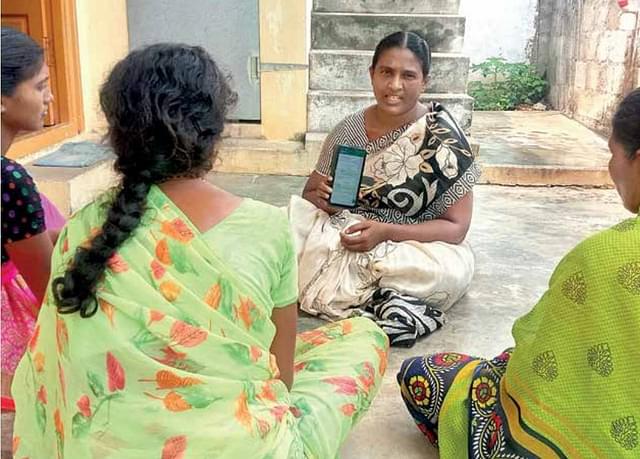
left=302, top=172, right=339, bottom=214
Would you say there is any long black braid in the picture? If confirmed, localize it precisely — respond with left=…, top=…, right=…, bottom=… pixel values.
left=52, top=43, right=236, bottom=317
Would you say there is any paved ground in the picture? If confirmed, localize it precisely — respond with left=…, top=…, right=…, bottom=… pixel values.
left=471, top=111, right=610, bottom=168
left=26, top=111, right=615, bottom=218
left=209, top=173, right=629, bottom=458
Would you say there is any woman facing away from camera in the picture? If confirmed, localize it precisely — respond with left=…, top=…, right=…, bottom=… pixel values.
left=292, top=31, right=480, bottom=347
left=399, top=88, right=640, bottom=458
left=11, top=43, right=388, bottom=458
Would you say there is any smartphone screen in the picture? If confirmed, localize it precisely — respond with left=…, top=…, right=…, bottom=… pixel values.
left=330, top=145, right=366, bottom=208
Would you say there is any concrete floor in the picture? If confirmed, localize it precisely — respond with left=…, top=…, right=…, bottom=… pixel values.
left=209, top=173, right=630, bottom=458
left=471, top=111, right=610, bottom=168
left=212, top=174, right=629, bottom=459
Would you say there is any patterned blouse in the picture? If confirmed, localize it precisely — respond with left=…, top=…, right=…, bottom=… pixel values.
left=1, top=157, right=45, bottom=263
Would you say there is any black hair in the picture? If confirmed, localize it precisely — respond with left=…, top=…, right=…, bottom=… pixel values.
left=1, top=27, right=45, bottom=96
left=52, top=43, right=237, bottom=317
left=371, top=31, right=432, bottom=78
left=612, top=87, right=640, bottom=159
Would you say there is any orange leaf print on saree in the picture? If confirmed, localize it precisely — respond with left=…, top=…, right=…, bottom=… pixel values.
left=170, top=321, right=208, bottom=347
left=37, top=385, right=47, bottom=404
left=54, top=407, right=64, bottom=435
left=151, top=259, right=166, bottom=279
left=375, top=346, right=388, bottom=376
left=357, top=362, right=376, bottom=394
left=56, top=316, right=69, bottom=357
left=341, top=403, right=357, bottom=416
left=146, top=391, right=192, bottom=412
left=159, top=280, right=182, bottom=302
left=234, top=391, right=253, bottom=432
left=28, top=324, right=40, bottom=353
left=76, top=394, right=92, bottom=418
left=257, top=381, right=277, bottom=402
left=106, top=352, right=125, bottom=392
left=12, top=436, right=19, bottom=456
left=162, top=435, right=187, bottom=459
left=249, top=346, right=263, bottom=363
left=298, top=329, right=330, bottom=346
left=107, top=253, right=129, bottom=273
left=235, top=297, right=256, bottom=329
left=156, top=239, right=172, bottom=265
left=322, top=376, right=359, bottom=395
left=139, top=370, right=202, bottom=390
left=204, top=283, right=222, bottom=309
left=161, top=218, right=194, bottom=243
left=58, top=360, right=67, bottom=406
left=341, top=320, right=353, bottom=335
left=148, top=309, right=166, bottom=325
left=33, top=352, right=45, bottom=372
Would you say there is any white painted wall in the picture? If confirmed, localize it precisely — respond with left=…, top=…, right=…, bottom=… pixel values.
left=460, top=0, right=538, bottom=65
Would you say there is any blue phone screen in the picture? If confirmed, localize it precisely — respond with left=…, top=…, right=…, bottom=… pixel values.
left=331, top=146, right=366, bottom=207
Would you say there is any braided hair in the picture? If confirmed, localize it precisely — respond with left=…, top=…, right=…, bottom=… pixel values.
left=371, top=31, right=432, bottom=78
left=52, top=43, right=237, bottom=317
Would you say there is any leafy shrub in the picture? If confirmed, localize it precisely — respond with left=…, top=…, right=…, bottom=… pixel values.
left=468, top=57, right=548, bottom=111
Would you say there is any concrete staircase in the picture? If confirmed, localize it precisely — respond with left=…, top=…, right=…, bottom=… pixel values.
left=307, top=0, right=473, bottom=135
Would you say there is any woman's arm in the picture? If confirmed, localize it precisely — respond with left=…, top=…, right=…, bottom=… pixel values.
left=341, top=192, right=473, bottom=252
left=269, top=303, right=298, bottom=390
left=5, top=233, right=54, bottom=303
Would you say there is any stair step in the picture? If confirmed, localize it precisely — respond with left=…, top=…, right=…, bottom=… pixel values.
left=311, top=12, right=465, bottom=53
left=313, top=0, right=460, bottom=14
left=310, top=50, right=469, bottom=94
left=307, top=90, right=473, bottom=132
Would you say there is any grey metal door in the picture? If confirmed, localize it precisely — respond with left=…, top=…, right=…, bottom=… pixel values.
left=127, top=0, right=260, bottom=121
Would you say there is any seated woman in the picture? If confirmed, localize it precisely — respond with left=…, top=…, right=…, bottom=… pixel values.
left=12, top=44, right=388, bottom=458
left=1, top=26, right=65, bottom=437
left=398, top=88, right=640, bottom=457
left=292, top=32, right=479, bottom=346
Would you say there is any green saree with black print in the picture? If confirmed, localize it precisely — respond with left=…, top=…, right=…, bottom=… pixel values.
left=399, top=215, right=640, bottom=457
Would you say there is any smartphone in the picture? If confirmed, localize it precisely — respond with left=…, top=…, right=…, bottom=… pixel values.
left=329, top=145, right=367, bottom=208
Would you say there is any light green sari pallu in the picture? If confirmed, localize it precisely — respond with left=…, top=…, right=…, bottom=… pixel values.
left=12, top=186, right=388, bottom=458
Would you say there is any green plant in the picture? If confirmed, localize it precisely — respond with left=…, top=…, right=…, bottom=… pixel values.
left=468, top=57, right=548, bottom=111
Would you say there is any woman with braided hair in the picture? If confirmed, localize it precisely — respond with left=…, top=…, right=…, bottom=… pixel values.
left=11, top=44, right=387, bottom=458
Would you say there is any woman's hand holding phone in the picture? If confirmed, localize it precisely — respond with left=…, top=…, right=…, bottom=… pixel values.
left=311, top=174, right=340, bottom=215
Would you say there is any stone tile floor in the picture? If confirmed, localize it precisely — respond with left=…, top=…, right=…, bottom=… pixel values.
left=470, top=111, right=610, bottom=168
left=209, top=173, right=629, bottom=458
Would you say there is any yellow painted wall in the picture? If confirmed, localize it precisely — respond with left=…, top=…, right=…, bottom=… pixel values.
left=75, top=0, right=129, bottom=134
left=259, top=0, right=308, bottom=140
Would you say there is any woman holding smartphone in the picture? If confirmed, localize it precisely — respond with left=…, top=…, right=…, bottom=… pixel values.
left=292, top=31, right=480, bottom=347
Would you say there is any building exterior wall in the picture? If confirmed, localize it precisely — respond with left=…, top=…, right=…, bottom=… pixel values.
left=535, top=0, right=639, bottom=135
left=259, top=0, right=308, bottom=140
left=72, top=0, right=307, bottom=140
left=460, top=0, right=538, bottom=65
left=75, top=0, right=129, bottom=134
